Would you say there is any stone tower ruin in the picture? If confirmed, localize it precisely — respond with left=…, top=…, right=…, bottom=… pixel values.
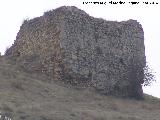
left=6, top=6, right=146, bottom=98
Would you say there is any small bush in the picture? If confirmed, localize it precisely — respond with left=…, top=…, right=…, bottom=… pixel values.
left=143, top=64, right=156, bottom=86
left=4, top=46, right=11, bottom=55
left=22, top=17, right=29, bottom=24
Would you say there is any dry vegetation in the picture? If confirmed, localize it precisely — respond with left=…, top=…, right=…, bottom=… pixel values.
left=0, top=56, right=160, bottom=120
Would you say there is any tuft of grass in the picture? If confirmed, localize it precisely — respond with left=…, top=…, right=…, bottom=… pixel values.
left=11, top=80, right=24, bottom=91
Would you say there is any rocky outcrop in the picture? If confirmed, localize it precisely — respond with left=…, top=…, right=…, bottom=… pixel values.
left=6, top=6, right=146, bottom=98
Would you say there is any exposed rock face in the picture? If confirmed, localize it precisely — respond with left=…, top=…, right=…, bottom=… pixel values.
left=6, top=6, right=146, bottom=98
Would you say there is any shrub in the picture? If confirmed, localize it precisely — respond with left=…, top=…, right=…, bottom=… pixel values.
left=143, top=64, right=156, bottom=86
left=4, top=46, right=10, bottom=55
left=22, top=17, right=29, bottom=24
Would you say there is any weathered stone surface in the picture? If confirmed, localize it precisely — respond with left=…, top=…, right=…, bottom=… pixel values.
left=6, top=6, right=146, bottom=98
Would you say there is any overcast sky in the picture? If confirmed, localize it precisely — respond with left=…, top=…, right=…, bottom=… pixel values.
left=0, top=0, right=160, bottom=98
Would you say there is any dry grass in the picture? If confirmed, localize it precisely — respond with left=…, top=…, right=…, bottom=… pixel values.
left=0, top=56, right=160, bottom=120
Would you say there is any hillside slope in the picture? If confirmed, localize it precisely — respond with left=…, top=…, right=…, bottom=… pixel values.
left=0, top=56, right=159, bottom=120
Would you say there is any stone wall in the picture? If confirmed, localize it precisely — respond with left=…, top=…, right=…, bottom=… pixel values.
left=6, top=6, right=146, bottom=98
